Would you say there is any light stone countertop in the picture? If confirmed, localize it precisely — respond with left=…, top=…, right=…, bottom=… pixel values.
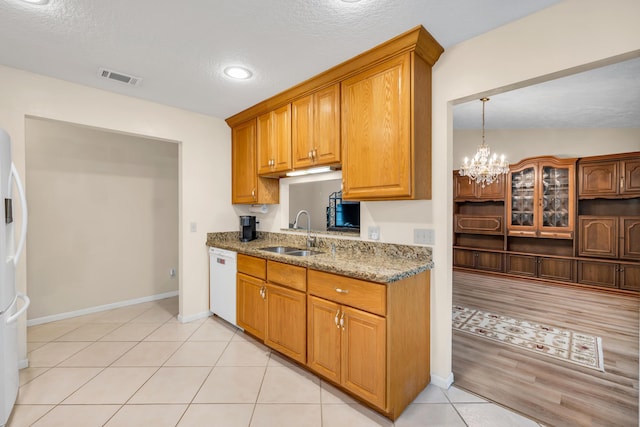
left=206, top=231, right=433, bottom=284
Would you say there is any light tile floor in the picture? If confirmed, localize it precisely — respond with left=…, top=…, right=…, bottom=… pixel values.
left=8, top=297, right=544, bottom=426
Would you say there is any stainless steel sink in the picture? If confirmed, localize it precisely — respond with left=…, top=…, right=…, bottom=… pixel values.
left=259, top=246, right=300, bottom=254
left=259, top=246, right=323, bottom=256
left=285, top=250, right=324, bottom=256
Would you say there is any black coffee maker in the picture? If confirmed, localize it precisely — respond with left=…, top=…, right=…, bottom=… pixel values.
left=239, top=215, right=257, bottom=242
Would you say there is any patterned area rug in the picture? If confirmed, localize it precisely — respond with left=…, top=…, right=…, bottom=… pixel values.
left=452, top=305, right=604, bottom=372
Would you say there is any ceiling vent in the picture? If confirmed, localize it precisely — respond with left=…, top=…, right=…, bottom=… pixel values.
left=98, top=68, right=142, bottom=87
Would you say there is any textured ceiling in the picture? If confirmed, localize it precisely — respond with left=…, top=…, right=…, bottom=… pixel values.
left=453, top=56, right=640, bottom=129
left=3, top=1, right=637, bottom=129
left=1, top=0, right=564, bottom=122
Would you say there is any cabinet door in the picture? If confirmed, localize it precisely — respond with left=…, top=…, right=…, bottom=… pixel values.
left=341, top=306, right=386, bottom=410
left=257, top=105, right=292, bottom=175
left=506, top=254, right=537, bottom=277
left=578, top=161, right=618, bottom=197
left=539, top=163, right=574, bottom=238
left=265, top=284, right=306, bottom=363
left=453, top=172, right=476, bottom=201
left=476, top=251, right=504, bottom=273
left=236, top=273, right=266, bottom=339
left=538, top=257, right=575, bottom=282
left=292, top=94, right=314, bottom=169
left=231, top=120, right=258, bottom=204
left=620, top=216, right=640, bottom=260
left=257, top=112, right=274, bottom=174
left=307, top=296, right=341, bottom=383
left=313, top=84, right=341, bottom=166
left=619, top=263, right=640, bottom=291
left=477, top=176, right=505, bottom=200
left=341, top=53, right=411, bottom=200
left=621, top=159, right=640, bottom=196
left=578, top=216, right=618, bottom=258
left=577, top=260, right=618, bottom=289
left=453, top=248, right=476, bottom=269
left=272, top=104, right=292, bottom=173
left=507, top=164, right=537, bottom=237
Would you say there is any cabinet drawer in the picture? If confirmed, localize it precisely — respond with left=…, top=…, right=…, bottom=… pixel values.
left=238, top=254, right=266, bottom=280
left=267, top=260, right=307, bottom=291
left=308, top=270, right=386, bottom=316
left=454, top=214, right=503, bottom=235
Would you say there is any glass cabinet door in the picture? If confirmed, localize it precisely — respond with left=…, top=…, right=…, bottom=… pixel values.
left=510, top=167, right=536, bottom=228
left=541, top=166, right=570, bottom=229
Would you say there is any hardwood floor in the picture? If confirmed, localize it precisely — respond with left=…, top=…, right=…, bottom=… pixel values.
left=452, top=270, right=639, bottom=427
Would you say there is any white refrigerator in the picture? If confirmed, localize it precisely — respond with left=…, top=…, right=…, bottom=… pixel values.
left=0, top=129, right=29, bottom=427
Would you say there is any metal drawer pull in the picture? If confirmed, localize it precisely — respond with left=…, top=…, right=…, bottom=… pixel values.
left=335, top=288, right=349, bottom=294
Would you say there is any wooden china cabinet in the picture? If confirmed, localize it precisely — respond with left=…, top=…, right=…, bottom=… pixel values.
left=507, top=156, right=576, bottom=239
left=454, top=152, right=640, bottom=293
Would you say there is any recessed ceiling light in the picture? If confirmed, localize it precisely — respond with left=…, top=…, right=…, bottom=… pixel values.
left=20, top=0, right=49, bottom=4
left=224, top=66, right=253, bottom=80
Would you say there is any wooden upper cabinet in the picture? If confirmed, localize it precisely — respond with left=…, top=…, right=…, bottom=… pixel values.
left=257, top=104, right=292, bottom=176
left=292, top=84, right=340, bottom=169
left=454, top=171, right=505, bottom=201
left=341, top=51, right=432, bottom=201
left=578, top=153, right=640, bottom=199
left=507, top=157, right=576, bottom=239
left=231, top=119, right=279, bottom=204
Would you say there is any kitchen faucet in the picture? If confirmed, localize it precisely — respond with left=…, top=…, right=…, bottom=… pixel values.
left=293, top=209, right=316, bottom=248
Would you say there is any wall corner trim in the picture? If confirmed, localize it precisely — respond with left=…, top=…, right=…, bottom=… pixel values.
left=430, top=372, right=455, bottom=389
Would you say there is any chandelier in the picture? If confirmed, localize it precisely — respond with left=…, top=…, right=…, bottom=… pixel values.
left=459, top=97, right=509, bottom=188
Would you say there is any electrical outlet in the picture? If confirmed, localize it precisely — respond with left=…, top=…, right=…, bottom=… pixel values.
left=190, top=222, right=197, bottom=233
left=169, top=268, right=176, bottom=278
left=368, top=226, right=380, bottom=240
left=414, top=228, right=435, bottom=245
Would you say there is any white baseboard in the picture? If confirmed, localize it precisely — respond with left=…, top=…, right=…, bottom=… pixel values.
left=177, top=310, right=211, bottom=324
left=431, top=372, right=455, bottom=389
left=27, top=291, right=179, bottom=326
left=18, top=358, right=29, bottom=370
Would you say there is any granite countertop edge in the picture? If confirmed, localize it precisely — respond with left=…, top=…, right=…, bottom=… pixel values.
left=206, top=231, right=434, bottom=284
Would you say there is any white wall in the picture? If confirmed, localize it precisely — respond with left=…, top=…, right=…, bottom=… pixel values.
left=26, top=117, right=179, bottom=319
left=0, top=65, right=238, bottom=361
left=454, top=128, right=640, bottom=165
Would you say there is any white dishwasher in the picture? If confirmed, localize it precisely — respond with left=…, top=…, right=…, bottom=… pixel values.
left=209, top=247, right=238, bottom=327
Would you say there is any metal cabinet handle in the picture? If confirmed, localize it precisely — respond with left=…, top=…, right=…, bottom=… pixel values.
left=260, top=286, right=266, bottom=300
left=251, top=188, right=256, bottom=199
left=334, top=309, right=340, bottom=328
left=339, top=311, right=345, bottom=329
left=335, top=288, right=349, bottom=294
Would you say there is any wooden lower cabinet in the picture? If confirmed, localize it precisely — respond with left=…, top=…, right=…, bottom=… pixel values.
left=307, top=269, right=430, bottom=419
left=307, top=297, right=341, bottom=383
left=237, top=255, right=430, bottom=420
left=578, top=260, right=640, bottom=291
left=236, top=273, right=266, bottom=339
left=453, top=248, right=504, bottom=272
left=307, top=296, right=386, bottom=409
left=265, top=283, right=306, bottom=363
left=506, top=254, right=575, bottom=282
